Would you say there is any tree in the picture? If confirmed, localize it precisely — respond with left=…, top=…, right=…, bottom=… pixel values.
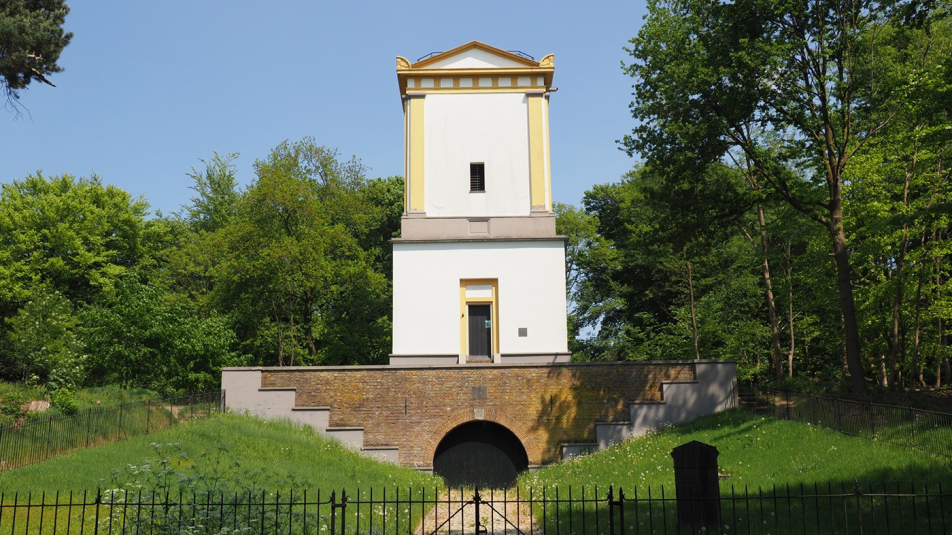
left=182, top=152, right=241, bottom=234
left=82, top=275, right=237, bottom=394
left=0, top=173, right=149, bottom=311
left=3, top=284, right=82, bottom=387
left=0, top=0, right=72, bottom=114
left=213, top=139, right=390, bottom=366
left=623, top=0, right=946, bottom=394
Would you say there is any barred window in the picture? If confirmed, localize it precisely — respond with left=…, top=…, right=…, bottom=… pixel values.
left=470, top=163, right=485, bottom=192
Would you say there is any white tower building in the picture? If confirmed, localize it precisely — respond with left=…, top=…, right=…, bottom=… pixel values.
left=390, top=42, right=569, bottom=365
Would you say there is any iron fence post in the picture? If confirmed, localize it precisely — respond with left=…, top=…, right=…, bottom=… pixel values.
left=46, top=415, right=53, bottom=461
left=608, top=486, right=615, bottom=535
left=340, top=488, right=347, bottom=535
left=785, top=390, right=791, bottom=420
left=910, top=408, right=917, bottom=449
left=619, top=487, right=626, bottom=535
left=474, top=488, right=483, bottom=535
left=330, top=491, right=336, bottom=535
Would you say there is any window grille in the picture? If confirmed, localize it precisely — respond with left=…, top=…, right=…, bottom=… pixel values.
left=470, top=163, right=485, bottom=192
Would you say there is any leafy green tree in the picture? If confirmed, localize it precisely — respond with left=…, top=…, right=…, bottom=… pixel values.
left=0, top=0, right=72, bottom=113
left=0, top=173, right=149, bottom=312
left=182, top=152, right=241, bottom=234
left=846, top=18, right=952, bottom=388
left=214, top=139, right=390, bottom=366
left=82, top=275, right=237, bottom=394
left=3, top=284, right=83, bottom=388
left=623, top=0, right=947, bottom=393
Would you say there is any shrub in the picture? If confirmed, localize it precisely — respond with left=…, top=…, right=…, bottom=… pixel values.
left=49, top=388, right=79, bottom=415
left=0, top=390, right=28, bottom=427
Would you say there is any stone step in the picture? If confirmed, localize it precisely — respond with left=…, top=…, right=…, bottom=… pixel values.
left=560, top=442, right=598, bottom=460
left=595, top=421, right=634, bottom=449
left=289, top=406, right=330, bottom=431
left=326, top=427, right=364, bottom=450
left=361, top=446, right=399, bottom=464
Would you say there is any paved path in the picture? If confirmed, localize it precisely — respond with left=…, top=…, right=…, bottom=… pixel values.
left=416, top=488, right=540, bottom=535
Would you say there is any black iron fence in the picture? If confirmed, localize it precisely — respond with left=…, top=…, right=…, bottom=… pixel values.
left=739, top=384, right=952, bottom=458
left=0, top=482, right=948, bottom=534
left=0, top=391, right=222, bottom=472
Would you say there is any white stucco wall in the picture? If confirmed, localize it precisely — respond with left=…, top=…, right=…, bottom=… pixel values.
left=392, top=240, right=568, bottom=355
left=423, top=93, right=531, bottom=217
left=425, top=49, right=527, bottom=69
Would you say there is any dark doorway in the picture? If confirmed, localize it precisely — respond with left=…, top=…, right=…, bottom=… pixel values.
left=468, top=304, right=492, bottom=356
left=433, top=420, right=528, bottom=488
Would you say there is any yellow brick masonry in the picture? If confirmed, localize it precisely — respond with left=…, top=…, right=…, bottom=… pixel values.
left=260, top=362, right=695, bottom=468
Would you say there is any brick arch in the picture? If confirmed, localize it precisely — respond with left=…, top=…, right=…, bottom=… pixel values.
left=426, top=409, right=529, bottom=465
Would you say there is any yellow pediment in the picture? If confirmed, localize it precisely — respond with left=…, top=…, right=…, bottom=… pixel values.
left=412, top=41, right=540, bottom=69
left=396, top=41, right=554, bottom=96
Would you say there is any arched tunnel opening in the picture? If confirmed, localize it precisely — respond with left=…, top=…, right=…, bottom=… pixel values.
left=432, top=420, right=529, bottom=488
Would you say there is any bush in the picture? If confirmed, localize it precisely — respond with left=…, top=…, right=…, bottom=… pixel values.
left=49, top=388, right=79, bottom=415
left=0, top=390, right=28, bottom=426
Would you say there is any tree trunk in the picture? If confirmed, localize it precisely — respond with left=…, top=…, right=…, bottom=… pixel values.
left=828, top=202, right=867, bottom=394
left=911, top=263, right=925, bottom=390
left=274, top=308, right=285, bottom=367
left=784, top=243, right=796, bottom=378
left=686, top=259, right=700, bottom=360
left=288, top=311, right=295, bottom=367
left=755, top=205, right=785, bottom=378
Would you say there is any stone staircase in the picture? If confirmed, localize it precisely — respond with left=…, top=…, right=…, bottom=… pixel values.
left=562, top=362, right=738, bottom=459
left=222, top=370, right=400, bottom=463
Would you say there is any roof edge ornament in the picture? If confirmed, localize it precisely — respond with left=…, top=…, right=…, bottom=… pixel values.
left=396, top=56, right=411, bottom=69
left=539, top=54, right=554, bottom=68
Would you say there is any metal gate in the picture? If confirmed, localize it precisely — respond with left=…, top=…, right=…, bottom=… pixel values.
left=424, top=488, right=534, bottom=535
left=432, top=420, right=529, bottom=488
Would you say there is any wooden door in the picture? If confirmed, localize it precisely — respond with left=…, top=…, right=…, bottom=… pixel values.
left=468, top=304, right=492, bottom=356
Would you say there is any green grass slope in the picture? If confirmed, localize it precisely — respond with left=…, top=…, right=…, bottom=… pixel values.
left=521, top=409, right=952, bottom=491
left=0, top=412, right=440, bottom=493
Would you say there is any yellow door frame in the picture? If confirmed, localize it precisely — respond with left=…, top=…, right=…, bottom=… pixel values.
left=459, top=279, right=499, bottom=357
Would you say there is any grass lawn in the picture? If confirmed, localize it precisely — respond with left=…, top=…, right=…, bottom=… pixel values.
left=0, top=412, right=440, bottom=494
left=520, top=408, right=952, bottom=491
left=517, top=410, right=952, bottom=534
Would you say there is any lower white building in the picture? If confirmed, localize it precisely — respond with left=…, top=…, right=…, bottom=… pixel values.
left=391, top=238, right=569, bottom=364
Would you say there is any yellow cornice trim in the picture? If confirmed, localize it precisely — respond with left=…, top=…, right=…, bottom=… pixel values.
left=399, top=67, right=554, bottom=76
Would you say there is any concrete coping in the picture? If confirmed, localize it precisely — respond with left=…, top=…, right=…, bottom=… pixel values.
left=658, top=379, right=700, bottom=384
left=291, top=406, right=331, bottom=411
left=391, top=236, right=569, bottom=244
left=224, top=359, right=734, bottom=373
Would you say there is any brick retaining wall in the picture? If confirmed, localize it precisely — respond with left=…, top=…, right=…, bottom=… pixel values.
left=253, top=362, right=697, bottom=467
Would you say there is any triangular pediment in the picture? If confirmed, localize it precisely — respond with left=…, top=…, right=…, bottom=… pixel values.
left=411, top=41, right=540, bottom=69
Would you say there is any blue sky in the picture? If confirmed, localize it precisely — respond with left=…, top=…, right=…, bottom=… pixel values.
left=2, top=1, right=649, bottom=216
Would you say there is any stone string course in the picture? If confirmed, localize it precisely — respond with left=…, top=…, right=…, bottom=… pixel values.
left=260, top=363, right=695, bottom=468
